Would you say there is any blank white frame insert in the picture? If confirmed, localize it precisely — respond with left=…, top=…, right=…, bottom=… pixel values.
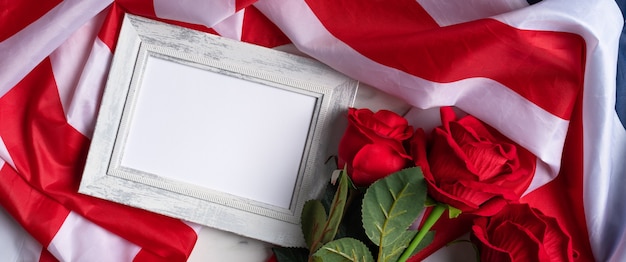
left=121, top=56, right=317, bottom=209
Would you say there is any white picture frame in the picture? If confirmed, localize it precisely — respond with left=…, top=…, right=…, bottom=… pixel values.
left=79, top=13, right=358, bottom=247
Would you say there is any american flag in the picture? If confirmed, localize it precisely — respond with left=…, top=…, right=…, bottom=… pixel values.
left=1, top=0, right=624, bottom=261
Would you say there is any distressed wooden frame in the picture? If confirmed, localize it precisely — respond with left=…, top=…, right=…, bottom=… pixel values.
left=79, top=14, right=358, bottom=246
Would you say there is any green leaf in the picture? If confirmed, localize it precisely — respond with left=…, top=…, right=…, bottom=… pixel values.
left=321, top=181, right=338, bottom=214
left=302, top=200, right=328, bottom=250
left=304, top=169, right=350, bottom=254
left=324, top=170, right=350, bottom=241
left=378, top=231, right=417, bottom=262
left=312, top=238, right=375, bottom=262
left=273, top=247, right=309, bottom=262
left=424, top=197, right=437, bottom=207
left=447, top=205, right=462, bottom=219
left=361, top=167, right=427, bottom=251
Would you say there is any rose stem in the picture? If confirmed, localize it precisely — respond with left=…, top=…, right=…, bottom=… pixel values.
left=397, top=203, right=446, bottom=262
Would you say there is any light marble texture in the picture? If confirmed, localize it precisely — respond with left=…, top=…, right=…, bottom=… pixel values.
left=188, top=226, right=273, bottom=262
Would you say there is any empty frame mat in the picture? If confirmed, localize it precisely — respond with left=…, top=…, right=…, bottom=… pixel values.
left=79, top=13, right=358, bottom=247
left=122, top=56, right=316, bottom=209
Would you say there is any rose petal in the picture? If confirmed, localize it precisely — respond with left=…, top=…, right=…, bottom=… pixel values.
left=471, top=221, right=514, bottom=262
left=338, top=123, right=373, bottom=163
left=439, top=182, right=494, bottom=207
left=351, top=108, right=413, bottom=140
left=424, top=178, right=480, bottom=212
left=409, top=128, right=431, bottom=174
left=449, top=121, right=482, bottom=145
left=538, top=212, right=575, bottom=261
left=472, top=204, right=575, bottom=261
left=488, top=205, right=548, bottom=238
left=457, top=115, right=500, bottom=142
left=439, top=106, right=458, bottom=130
left=350, top=143, right=409, bottom=186
left=429, top=128, right=476, bottom=181
left=490, top=221, right=550, bottom=261
left=471, top=198, right=509, bottom=217
left=371, top=110, right=414, bottom=139
left=461, top=141, right=511, bottom=180
left=458, top=180, right=521, bottom=201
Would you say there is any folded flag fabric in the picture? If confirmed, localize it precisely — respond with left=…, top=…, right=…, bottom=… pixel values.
left=0, top=0, right=624, bottom=261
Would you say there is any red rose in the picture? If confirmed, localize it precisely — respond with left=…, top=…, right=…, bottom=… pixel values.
left=424, top=107, right=536, bottom=216
left=409, top=127, right=431, bottom=176
left=471, top=203, right=575, bottom=262
left=338, top=108, right=413, bottom=186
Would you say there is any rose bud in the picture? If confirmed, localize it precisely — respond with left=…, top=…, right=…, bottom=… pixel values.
left=338, top=108, right=413, bottom=186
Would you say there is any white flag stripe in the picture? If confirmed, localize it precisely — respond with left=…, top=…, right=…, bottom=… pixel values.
left=212, top=9, right=245, bottom=41
left=493, top=0, right=622, bottom=34
left=54, top=38, right=114, bottom=139
left=254, top=0, right=567, bottom=187
left=416, top=0, right=528, bottom=26
left=603, top=116, right=626, bottom=261
left=256, top=2, right=626, bottom=259
left=48, top=211, right=141, bottom=262
left=0, top=137, right=15, bottom=170
left=184, top=221, right=204, bottom=234
left=47, top=13, right=200, bottom=261
left=0, top=1, right=623, bottom=260
left=0, top=198, right=42, bottom=262
left=153, top=0, right=236, bottom=29
left=492, top=1, right=625, bottom=260
left=50, top=13, right=107, bottom=138
left=0, top=0, right=112, bottom=101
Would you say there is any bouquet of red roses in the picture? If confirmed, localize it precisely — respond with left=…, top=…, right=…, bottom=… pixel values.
left=271, top=107, right=576, bottom=262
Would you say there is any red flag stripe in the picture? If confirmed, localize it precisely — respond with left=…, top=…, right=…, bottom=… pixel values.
left=0, top=164, right=69, bottom=247
left=98, top=4, right=125, bottom=53
left=38, top=249, right=58, bottom=262
left=57, top=9, right=201, bottom=260
left=304, top=0, right=585, bottom=121
left=132, top=222, right=202, bottom=262
left=49, top=11, right=107, bottom=138
left=133, top=249, right=172, bottom=262
left=0, top=180, right=45, bottom=261
left=416, top=0, right=529, bottom=26
left=115, top=0, right=157, bottom=20
left=0, top=1, right=621, bottom=261
left=253, top=0, right=598, bottom=259
left=0, top=0, right=112, bottom=101
left=0, top=136, right=15, bottom=169
left=241, top=6, right=291, bottom=48
left=0, top=0, right=62, bottom=42
left=255, top=0, right=568, bottom=191
left=486, top=1, right=624, bottom=260
left=0, top=161, right=143, bottom=262
left=522, top=95, right=594, bottom=261
left=236, top=0, right=257, bottom=12
left=54, top=38, right=113, bottom=138
left=0, top=57, right=197, bottom=260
